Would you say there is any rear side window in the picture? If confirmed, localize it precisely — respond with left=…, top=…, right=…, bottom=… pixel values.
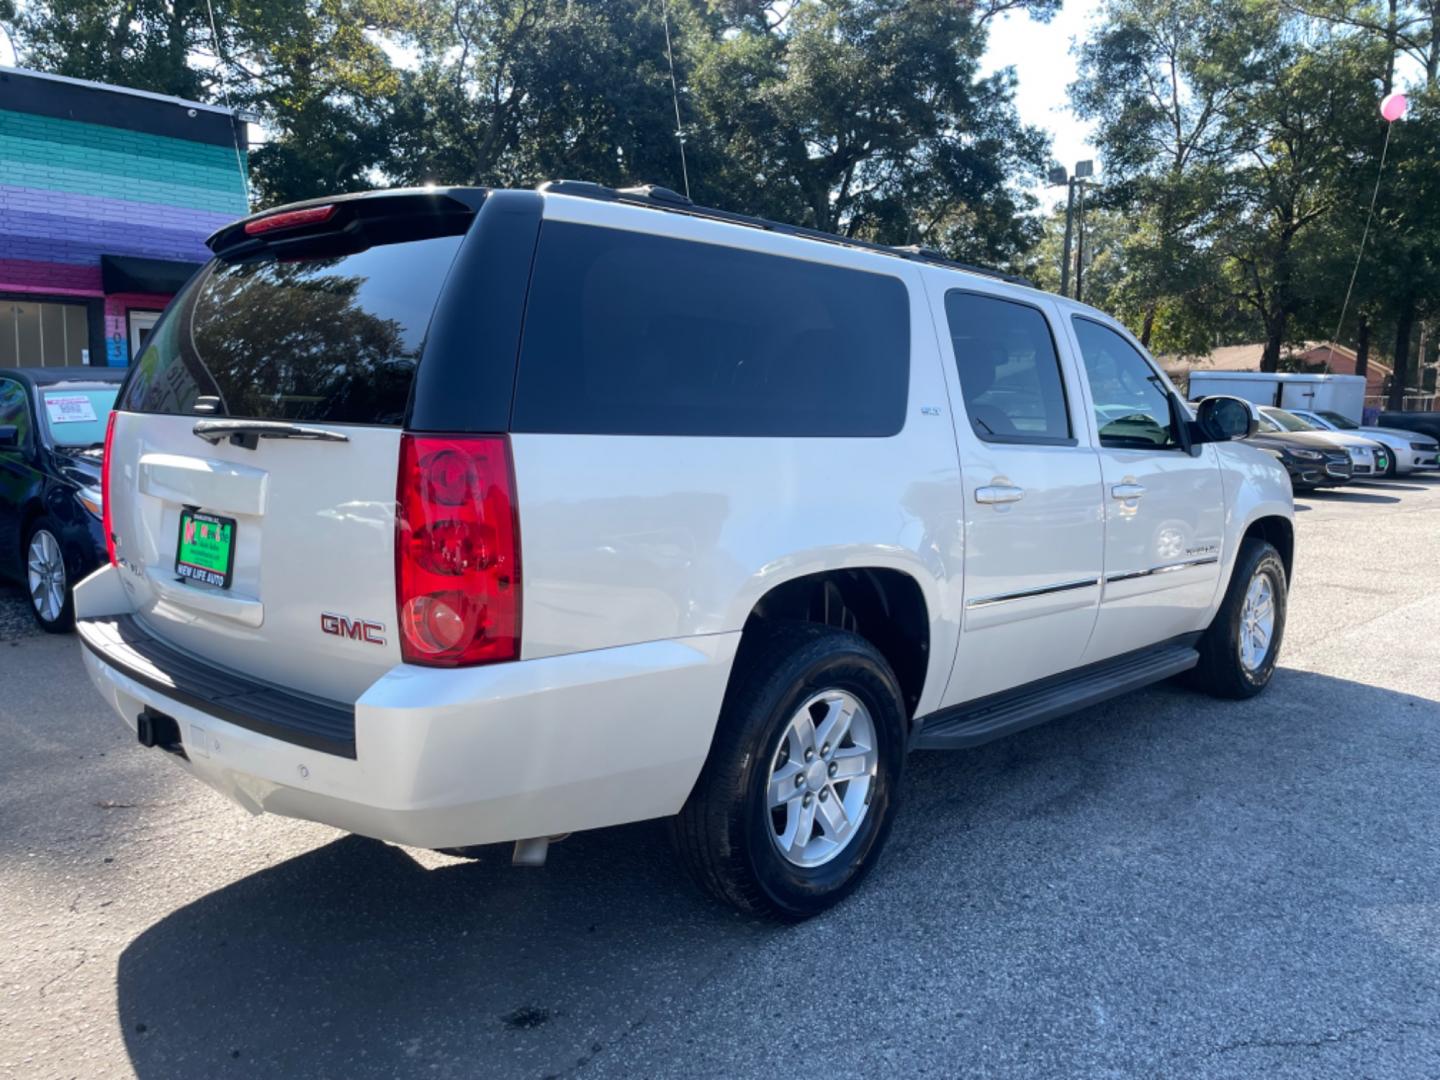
left=511, top=222, right=910, bottom=436
left=944, top=291, right=1072, bottom=444
left=119, top=234, right=464, bottom=425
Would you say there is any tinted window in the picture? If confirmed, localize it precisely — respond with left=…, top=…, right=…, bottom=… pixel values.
left=0, top=379, right=30, bottom=446
left=1318, top=410, right=1358, bottom=430
left=119, top=234, right=464, bottom=424
left=511, top=223, right=910, bottom=437
left=944, top=291, right=1071, bottom=442
left=1262, top=407, right=1313, bottom=433
left=1072, top=318, right=1177, bottom=449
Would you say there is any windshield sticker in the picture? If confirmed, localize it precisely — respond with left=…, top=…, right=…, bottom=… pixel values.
left=44, top=395, right=99, bottom=424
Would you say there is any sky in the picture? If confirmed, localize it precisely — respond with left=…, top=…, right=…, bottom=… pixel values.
left=982, top=0, right=1103, bottom=208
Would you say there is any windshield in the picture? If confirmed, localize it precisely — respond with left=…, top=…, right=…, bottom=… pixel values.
left=40, top=387, right=118, bottom=447
left=1255, top=413, right=1282, bottom=434
left=1318, top=410, right=1359, bottom=430
left=1261, top=407, right=1314, bottom=433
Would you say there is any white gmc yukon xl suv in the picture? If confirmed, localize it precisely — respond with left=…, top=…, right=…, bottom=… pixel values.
left=78, top=182, right=1293, bottom=919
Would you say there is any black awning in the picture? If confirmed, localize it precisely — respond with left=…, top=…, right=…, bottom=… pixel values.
left=101, top=255, right=203, bottom=296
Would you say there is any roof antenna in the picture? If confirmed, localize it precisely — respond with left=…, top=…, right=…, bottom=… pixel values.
left=659, top=0, right=691, bottom=199
left=203, top=0, right=252, bottom=210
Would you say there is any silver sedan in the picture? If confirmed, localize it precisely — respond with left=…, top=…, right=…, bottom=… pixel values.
left=1286, top=408, right=1439, bottom=476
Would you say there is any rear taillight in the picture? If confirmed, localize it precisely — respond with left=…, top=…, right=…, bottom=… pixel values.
left=395, top=434, right=520, bottom=666
left=101, top=411, right=118, bottom=566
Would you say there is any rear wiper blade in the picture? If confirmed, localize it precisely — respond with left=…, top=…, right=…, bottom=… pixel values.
left=192, top=419, right=350, bottom=450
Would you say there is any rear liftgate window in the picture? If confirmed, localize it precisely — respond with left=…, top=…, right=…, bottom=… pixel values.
left=511, top=222, right=911, bottom=436
left=119, top=232, right=465, bottom=425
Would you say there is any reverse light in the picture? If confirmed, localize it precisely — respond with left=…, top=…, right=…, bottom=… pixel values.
left=395, top=434, right=520, bottom=666
left=101, top=411, right=117, bottom=565
left=243, top=204, right=337, bottom=236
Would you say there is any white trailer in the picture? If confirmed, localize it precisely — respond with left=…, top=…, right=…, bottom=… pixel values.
left=1187, top=371, right=1367, bottom=421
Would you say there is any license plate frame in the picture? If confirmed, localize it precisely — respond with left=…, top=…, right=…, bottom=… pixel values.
left=175, top=508, right=236, bottom=590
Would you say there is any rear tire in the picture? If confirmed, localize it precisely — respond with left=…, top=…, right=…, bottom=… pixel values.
left=1385, top=447, right=1399, bottom=477
left=24, top=520, right=74, bottom=633
left=670, top=622, right=907, bottom=920
left=1189, top=538, right=1287, bottom=699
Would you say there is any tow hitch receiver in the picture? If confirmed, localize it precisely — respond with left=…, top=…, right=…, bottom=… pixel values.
left=136, top=708, right=187, bottom=759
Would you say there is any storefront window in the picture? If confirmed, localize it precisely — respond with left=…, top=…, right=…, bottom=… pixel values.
left=0, top=300, right=90, bottom=368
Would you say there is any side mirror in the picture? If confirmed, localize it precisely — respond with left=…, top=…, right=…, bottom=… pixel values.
left=1194, top=396, right=1256, bottom=442
left=0, top=425, right=18, bottom=450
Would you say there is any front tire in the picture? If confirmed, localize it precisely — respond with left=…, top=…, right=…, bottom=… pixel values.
left=670, top=623, right=907, bottom=920
left=1190, top=538, right=1287, bottom=699
left=25, top=520, right=74, bottom=633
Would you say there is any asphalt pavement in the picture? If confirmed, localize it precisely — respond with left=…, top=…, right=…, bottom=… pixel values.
left=3, top=477, right=1440, bottom=1079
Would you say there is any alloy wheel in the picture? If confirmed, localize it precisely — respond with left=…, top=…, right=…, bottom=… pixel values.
left=27, top=530, right=66, bottom=625
left=1238, top=569, right=1276, bottom=673
left=764, top=689, right=879, bottom=868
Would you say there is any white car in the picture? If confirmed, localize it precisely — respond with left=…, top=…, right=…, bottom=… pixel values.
left=77, top=183, right=1294, bottom=918
left=1285, top=407, right=1439, bottom=475
left=1257, top=406, right=1392, bottom=478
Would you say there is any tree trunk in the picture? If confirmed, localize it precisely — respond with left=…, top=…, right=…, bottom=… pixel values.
left=1388, top=300, right=1415, bottom=411
left=1355, top=313, right=1370, bottom=380
left=1140, top=305, right=1156, bottom=348
left=1260, top=312, right=1286, bottom=373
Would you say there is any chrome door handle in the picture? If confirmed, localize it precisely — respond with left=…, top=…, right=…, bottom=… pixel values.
left=975, top=484, right=1025, bottom=505
left=1111, top=483, right=1147, bottom=500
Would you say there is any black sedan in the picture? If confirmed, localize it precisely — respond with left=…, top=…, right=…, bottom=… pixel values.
left=1245, top=409, right=1353, bottom=491
left=0, top=367, right=125, bottom=631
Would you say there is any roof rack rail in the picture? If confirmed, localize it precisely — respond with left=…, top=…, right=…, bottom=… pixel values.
left=536, top=180, right=1035, bottom=289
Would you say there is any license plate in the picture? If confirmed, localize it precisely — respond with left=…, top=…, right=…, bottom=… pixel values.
left=175, top=509, right=236, bottom=589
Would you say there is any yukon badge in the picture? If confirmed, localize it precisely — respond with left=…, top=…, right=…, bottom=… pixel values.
left=321, top=612, right=387, bottom=646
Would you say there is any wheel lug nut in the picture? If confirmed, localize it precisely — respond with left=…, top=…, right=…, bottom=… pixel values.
left=828, top=762, right=837, bottom=777
left=821, top=743, right=830, bottom=757
left=795, top=774, right=805, bottom=788
left=802, top=793, right=813, bottom=807
left=819, top=788, right=829, bottom=802
left=804, top=748, right=815, bottom=762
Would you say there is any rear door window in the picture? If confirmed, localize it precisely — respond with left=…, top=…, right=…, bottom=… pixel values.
left=511, top=222, right=910, bottom=437
left=944, top=291, right=1072, bottom=443
left=119, top=234, right=464, bottom=425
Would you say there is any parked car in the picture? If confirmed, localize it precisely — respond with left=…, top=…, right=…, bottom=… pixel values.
left=78, top=183, right=1294, bottom=919
left=1257, top=405, right=1390, bottom=478
left=1284, top=407, right=1438, bottom=476
left=1374, top=409, right=1440, bottom=448
left=1210, top=399, right=1354, bottom=491
left=0, top=368, right=125, bottom=631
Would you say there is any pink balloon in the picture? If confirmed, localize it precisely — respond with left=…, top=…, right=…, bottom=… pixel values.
left=1381, top=92, right=1408, bottom=122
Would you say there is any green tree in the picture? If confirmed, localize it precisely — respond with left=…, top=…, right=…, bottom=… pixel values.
left=17, top=0, right=215, bottom=99
left=1072, top=0, right=1269, bottom=347
left=688, top=0, right=1050, bottom=259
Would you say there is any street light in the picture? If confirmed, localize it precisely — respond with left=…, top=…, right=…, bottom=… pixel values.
left=1048, top=160, right=1096, bottom=300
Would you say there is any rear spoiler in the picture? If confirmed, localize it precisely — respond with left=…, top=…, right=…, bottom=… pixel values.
left=207, top=188, right=488, bottom=260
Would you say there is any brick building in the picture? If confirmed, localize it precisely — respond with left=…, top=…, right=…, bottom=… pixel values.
left=0, top=66, right=249, bottom=368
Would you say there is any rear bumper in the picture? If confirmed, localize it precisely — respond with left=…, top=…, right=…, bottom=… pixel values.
left=77, top=593, right=738, bottom=849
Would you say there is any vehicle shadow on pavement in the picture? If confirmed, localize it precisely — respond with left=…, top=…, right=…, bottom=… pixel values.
left=115, top=669, right=1440, bottom=1079
left=1303, top=490, right=1402, bottom=504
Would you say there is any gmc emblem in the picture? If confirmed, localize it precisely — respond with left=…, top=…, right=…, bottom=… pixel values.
left=321, top=612, right=387, bottom=646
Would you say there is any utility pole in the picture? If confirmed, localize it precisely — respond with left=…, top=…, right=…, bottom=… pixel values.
left=1074, top=179, right=1086, bottom=303
left=1048, top=160, right=1095, bottom=300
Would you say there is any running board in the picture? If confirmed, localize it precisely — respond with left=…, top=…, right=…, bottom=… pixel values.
left=913, top=640, right=1200, bottom=751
